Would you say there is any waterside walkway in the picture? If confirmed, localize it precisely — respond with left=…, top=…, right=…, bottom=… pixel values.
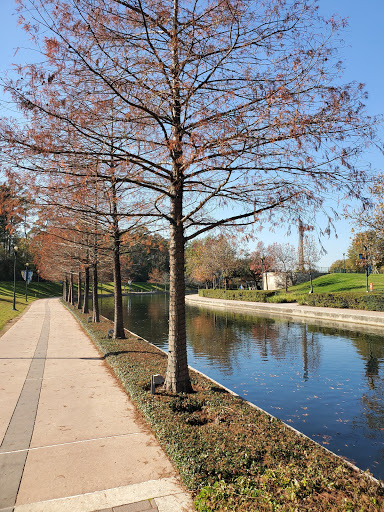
left=186, top=293, right=384, bottom=330
left=0, top=298, right=193, bottom=512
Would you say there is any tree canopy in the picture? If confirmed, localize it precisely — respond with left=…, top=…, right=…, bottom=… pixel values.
left=0, top=0, right=377, bottom=391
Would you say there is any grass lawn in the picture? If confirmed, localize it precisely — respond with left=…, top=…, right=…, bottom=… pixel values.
left=0, top=281, right=62, bottom=331
left=113, top=281, right=167, bottom=293
left=289, top=272, right=384, bottom=294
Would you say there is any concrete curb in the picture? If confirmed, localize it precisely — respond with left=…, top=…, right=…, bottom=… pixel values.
left=13, top=478, right=190, bottom=512
left=186, top=294, right=384, bottom=330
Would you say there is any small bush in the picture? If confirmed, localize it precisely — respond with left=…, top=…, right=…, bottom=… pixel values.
left=266, top=292, right=301, bottom=303
left=199, top=289, right=276, bottom=302
left=299, top=292, right=384, bottom=311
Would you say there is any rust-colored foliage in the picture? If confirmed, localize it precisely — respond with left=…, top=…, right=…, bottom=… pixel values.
left=2, top=0, right=376, bottom=392
left=186, top=235, right=239, bottom=287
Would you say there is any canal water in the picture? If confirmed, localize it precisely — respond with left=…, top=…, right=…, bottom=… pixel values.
left=99, top=293, right=384, bottom=480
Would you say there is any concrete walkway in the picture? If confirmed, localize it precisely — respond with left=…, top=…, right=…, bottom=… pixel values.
left=186, top=294, right=384, bottom=330
left=0, top=299, right=193, bottom=512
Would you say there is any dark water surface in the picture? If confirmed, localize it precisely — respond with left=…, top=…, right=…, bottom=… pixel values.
left=99, top=293, right=384, bottom=480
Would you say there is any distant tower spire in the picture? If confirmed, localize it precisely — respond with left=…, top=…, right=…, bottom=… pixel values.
left=298, top=218, right=305, bottom=271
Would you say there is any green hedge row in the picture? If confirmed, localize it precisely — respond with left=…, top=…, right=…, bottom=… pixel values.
left=299, top=292, right=384, bottom=311
left=198, top=289, right=384, bottom=311
left=198, top=289, right=277, bottom=302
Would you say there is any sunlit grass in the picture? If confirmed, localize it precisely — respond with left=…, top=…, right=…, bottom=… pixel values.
left=288, top=273, right=384, bottom=294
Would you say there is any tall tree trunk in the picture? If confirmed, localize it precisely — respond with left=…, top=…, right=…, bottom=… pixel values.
left=165, top=3, right=192, bottom=393
left=70, top=272, right=75, bottom=305
left=62, top=275, right=66, bottom=301
left=111, top=177, right=125, bottom=339
left=92, top=263, right=100, bottom=322
left=112, top=228, right=125, bottom=338
left=165, top=195, right=192, bottom=393
left=77, top=271, right=82, bottom=309
left=65, top=275, right=70, bottom=302
left=82, top=265, right=90, bottom=314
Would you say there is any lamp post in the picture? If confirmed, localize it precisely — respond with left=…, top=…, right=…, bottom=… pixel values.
left=12, top=245, right=18, bottom=310
left=25, top=262, right=29, bottom=303
left=37, top=269, right=40, bottom=296
left=261, top=256, right=268, bottom=290
left=364, top=245, right=369, bottom=293
left=343, top=253, right=346, bottom=273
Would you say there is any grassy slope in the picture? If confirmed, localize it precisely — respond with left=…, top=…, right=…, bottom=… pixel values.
left=0, top=281, right=62, bottom=331
left=289, top=273, right=384, bottom=294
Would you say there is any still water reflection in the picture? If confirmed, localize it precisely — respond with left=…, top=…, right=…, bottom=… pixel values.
left=99, top=293, right=384, bottom=480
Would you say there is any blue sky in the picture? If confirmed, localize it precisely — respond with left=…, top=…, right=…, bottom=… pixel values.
left=0, top=1, right=383, bottom=267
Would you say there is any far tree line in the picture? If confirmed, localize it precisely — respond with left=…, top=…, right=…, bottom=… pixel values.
left=185, top=234, right=320, bottom=292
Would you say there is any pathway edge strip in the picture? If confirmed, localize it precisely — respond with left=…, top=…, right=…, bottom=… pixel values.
left=12, top=477, right=190, bottom=512
left=0, top=302, right=50, bottom=511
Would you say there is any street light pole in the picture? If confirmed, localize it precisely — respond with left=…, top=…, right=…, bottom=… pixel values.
left=261, top=256, right=265, bottom=290
left=364, top=245, right=369, bottom=293
left=37, top=269, right=40, bottom=296
left=25, top=262, right=29, bottom=303
left=12, top=246, right=18, bottom=310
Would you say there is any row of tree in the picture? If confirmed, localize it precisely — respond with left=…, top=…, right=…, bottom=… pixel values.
left=0, top=0, right=376, bottom=392
left=186, top=234, right=321, bottom=291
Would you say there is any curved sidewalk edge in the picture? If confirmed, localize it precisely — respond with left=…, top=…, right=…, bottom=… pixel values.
left=13, top=478, right=189, bottom=512
left=185, top=294, right=384, bottom=330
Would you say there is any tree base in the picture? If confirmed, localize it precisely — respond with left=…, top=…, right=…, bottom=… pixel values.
left=164, top=377, right=193, bottom=394
left=113, top=332, right=126, bottom=340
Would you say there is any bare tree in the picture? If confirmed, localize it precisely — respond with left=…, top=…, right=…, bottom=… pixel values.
left=2, top=0, right=376, bottom=392
left=249, top=241, right=275, bottom=289
left=303, top=234, right=321, bottom=293
left=270, top=242, right=298, bottom=291
left=186, top=235, right=238, bottom=289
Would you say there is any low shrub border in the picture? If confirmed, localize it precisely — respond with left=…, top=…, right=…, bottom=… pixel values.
left=199, top=289, right=384, bottom=311
left=299, top=292, right=384, bottom=311
left=199, top=289, right=278, bottom=302
left=66, top=304, right=384, bottom=511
